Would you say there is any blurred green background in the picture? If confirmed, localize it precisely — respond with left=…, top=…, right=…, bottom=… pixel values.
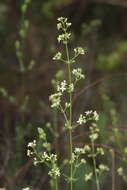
left=0, top=0, right=127, bottom=189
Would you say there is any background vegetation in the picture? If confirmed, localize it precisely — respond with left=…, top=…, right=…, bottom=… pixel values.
left=0, top=0, right=127, bottom=189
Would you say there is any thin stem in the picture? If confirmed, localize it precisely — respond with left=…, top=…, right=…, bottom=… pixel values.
left=54, top=178, right=58, bottom=190
left=91, top=141, right=100, bottom=190
left=111, top=149, right=115, bottom=190
left=60, top=104, right=68, bottom=124
left=65, top=42, right=73, bottom=190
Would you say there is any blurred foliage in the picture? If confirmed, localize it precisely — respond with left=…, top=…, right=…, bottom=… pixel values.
left=97, top=41, right=127, bottom=70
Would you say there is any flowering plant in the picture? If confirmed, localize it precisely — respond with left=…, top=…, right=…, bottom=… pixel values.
left=26, top=17, right=109, bottom=190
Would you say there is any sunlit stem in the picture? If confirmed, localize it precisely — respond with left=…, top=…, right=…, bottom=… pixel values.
left=65, top=41, right=73, bottom=190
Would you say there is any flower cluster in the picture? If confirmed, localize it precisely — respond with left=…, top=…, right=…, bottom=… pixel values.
left=89, top=123, right=100, bottom=142
left=40, top=152, right=60, bottom=179
left=85, top=110, right=99, bottom=121
left=56, top=17, right=72, bottom=44
left=57, top=80, right=67, bottom=92
left=98, top=164, right=109, bottom=172
left=49, top=92, right=62, bottom=108
left=53, top=52, right=62, bottom=61
left=57, top=33, right=71, bottom=44
left=57, top=17, right=71, bottom=30
left=72, top=68, right=85, bottom=81
left=40, top=152, right=57, bottom=163
left=74, top=47, right=85, bottom=55
left=77, top=114, right=86, bottom=125
left=48, top=167, right=60, bottom=178
left=27, top=141, right=60, bottom=179
left=70, top=146, right=91, bottom=165
left=27, top=140, right=36, bottom=148
left=77, top=110, right=99, bottom=125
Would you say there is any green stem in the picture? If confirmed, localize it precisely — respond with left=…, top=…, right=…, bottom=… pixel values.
left=65, top=42, right=73, bottom=190
left=111, top=149, right=115, bottom=190
left=54, top=178, right=58, bottom=190
left=91, top=141, right=100, bottom=190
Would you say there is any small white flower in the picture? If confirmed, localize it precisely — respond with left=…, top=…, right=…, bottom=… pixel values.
left=27, top=149, right=31, bottom=156
left=53, top=52, right=62, bottom=60
left=57, top=23, right=62, bottom=30
left=68, top=83, right=74, bottom=92
left=66, top=22, right=72, bottom=27
left=93, top=111, right=99, bottom=121
left=27, top=140, right=36, bottom=148
left=57, top=80, right=67, bottom=92
left=77, top=114, right=86, bottom=125
left=22, top=188, right=30, bottom=190
left=74, top=47, right=85, bottom=55
left=48, top=167, right=60, bottom=178
left=117, top=167, right=124, bottom=176
left=81, top=159, right=86, bottom=164
left=99, top=164, right=109, bottom=172
left=96, top=147, right=104, bottom=155
left=43, top=152, right=49, bottom=159
left=89, top=133, right=98, bottom=141
left=57, top=17, right=67, bottom=22
left=57, top=33, right=71, bottom=43
left=72, top=68, right=85, bottom=80
left=84, top=172, right=93, bottom=181
left=74, top=147, right=85, bottom=154
left=49, top=92, right=62, bottom=108
left=84, top=145, right=91, bottom=152
left=85, top=110, right=93, bottom=116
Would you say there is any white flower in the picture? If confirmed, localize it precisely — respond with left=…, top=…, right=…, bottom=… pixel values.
left=77, top=114, right=86, bottom=125
left=96, top=147, right=104, bottom=155
left=42, top=152, right=49, bottom=160
left=84, top=172, right=93, bottom=181
left=49, top=92, right=62, bottom=108
left=57, top=17, right=67, bottom=22
left=66, top=22, right=72, bottom=27
left=74, top=47, right=85, bottom=55
left=81, top=159, right=86, bottom=164
left=84, top=145, right=91, bottom=152
left=85, top=110, right=93, bottom=115
left=50, top=154, right=57, bottom=161
left=93, top=111, right=99, bottom=121
left=57, top=33, right=71, bottom=43
left=99, top=164, right=109, bottom=172
left=27, top=140, right=36, bottom=148
left=74, top=147, right=85, bottom=154
left=57, top=80, right=67, bottom=92
left=27, top=149, right=31, bottom=156
left=48, top=167, right=60, bottom=178
left=72, top=68, right=85, bottom=80
left=89, top=133, right=98, bottom=141
left=53, top=52, right=62, bottom=60
left=68, top=83, right=74, bottom=92
left=57, top=23, right=62, bottom=30
left=117, top=167, right=124, bottom=176
left=22, top=188, right=30, bottom=190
